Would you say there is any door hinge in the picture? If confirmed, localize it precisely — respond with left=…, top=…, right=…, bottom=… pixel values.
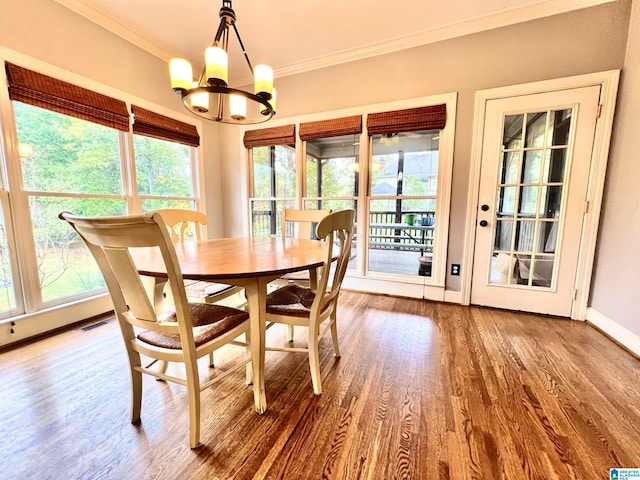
left=596, top=104, right=602, bottom=119
left=572, top=289, right=578, bottom=300
left=584, top=200, right=589, bottom=215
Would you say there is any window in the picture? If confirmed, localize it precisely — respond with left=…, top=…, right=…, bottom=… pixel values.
left=245, top=125, right=296, bottom=237
left=0, top=61, right=202, bottom=335
left=242, top=95, right=456, bottom=296
left=366, top=103, right=450, bottom=283
left=300, top=115, right=361, bottom=268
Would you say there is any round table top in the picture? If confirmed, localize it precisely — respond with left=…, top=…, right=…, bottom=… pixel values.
left=135, top=236, right=327, bottom=281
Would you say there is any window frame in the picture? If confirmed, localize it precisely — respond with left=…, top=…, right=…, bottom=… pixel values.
left=0, top=50, right=205, bottom=343
left=242, top=92, right=457, bottom=299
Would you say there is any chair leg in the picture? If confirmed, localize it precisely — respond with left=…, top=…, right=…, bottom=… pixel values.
left=308, top=327, right=323, bottom=395
left=208, top=352, right=215, bottom=368
left=287, top=325, right=295, bottom=342
left=185, top=359, right=202, bottom=449
left=129, top=364, right=143, bottom=425
left=330, top=310, right=341, bottom=358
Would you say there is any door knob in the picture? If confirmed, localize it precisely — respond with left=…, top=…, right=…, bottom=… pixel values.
left=481, top=204, right=490, bottom=211
left=479, top=220, right=488, bottom=227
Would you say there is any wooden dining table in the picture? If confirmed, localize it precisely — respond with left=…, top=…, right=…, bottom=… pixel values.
left=134, top=236, right=327, bottom=414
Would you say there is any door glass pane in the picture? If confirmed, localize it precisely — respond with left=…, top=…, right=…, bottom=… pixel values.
left=489, top=107, right=573, bottom=288
left=523, top=150, right=543, bottom=183
left=537, top=221, right=558, bottom=253
left=494, top=220, right=513, bottom=251
left=515, top=220, right=535, bottom=252
left=549, top=109, right=572, bottom=146
left=518, top=186, right=539, bottom=216
left=0, top=204, right=16, bottom=313
left=541, top=186, right=563, bottom=218
left=499, top=151, right=521, bottom=184
left=497, top=186, right=517, bottom=215
left=545, top=150, right=567, bottom=183
left=525, top=112, right=547, bottom=148
left=503, top=114, right=524, bottom=148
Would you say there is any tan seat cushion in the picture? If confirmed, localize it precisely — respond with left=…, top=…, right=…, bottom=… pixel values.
left=137, top=303, right=248, bottom=349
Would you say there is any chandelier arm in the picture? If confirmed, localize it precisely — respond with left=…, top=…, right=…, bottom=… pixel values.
left=232, top=23, right=254, bottom=74
left=213, top=17, right=228, bottom=45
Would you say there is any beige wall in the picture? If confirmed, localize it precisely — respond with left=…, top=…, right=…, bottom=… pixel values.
left=590, top=0, right=640, bottom=337
left=222, top=1, right=631, bottom=292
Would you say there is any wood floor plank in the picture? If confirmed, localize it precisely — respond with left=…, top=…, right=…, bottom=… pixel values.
left=1, top=291, right=639, bottom=479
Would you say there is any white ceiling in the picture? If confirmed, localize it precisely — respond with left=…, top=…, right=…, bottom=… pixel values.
left=55, top=0, right=614, bottom=85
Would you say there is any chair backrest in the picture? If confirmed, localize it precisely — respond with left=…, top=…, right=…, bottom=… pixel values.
left=282, top=208, right=331, bottom=239
left=58, top=212, right=192, bottom=341
left=313, top=209, right=355, bottom=311
left=151, top=208, right=208, bottom=244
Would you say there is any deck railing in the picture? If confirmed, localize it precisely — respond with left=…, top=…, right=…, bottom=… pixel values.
left=252, top=209, right=435, bottom=252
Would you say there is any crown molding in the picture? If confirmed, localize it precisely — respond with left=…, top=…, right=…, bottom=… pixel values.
left=56, top=0, right=616, bottom=86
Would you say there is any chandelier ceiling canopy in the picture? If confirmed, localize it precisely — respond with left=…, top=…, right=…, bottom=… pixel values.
left=169, top=0, right=276, bottom=125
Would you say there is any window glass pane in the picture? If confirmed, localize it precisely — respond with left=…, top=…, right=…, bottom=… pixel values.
left=31, top=196, right=126, bottom=302
left=15, top=102, right=123, bottom=194
left=252, top=145, right=296, bottom=199
left=515, top=220, right=535, bottom=252
left=134, top=135, right=193, bottom=197
left=141, top=199, right=195, bottom=211
left=250, top=199, right=294, bottom=237
left=306, top=134, right=358, bottom=198
left=371, top=130, right=439, bottom=197
left=0, top=205, right=16, bottom=313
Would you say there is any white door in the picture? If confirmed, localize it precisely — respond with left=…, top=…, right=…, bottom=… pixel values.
left=471, top=86, right=600, bottom=317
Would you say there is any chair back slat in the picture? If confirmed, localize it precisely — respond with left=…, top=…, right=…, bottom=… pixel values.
left=282, top=209, right=331, bottom=239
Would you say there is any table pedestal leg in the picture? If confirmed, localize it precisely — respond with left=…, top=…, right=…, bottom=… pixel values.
left=244, top=279, right=267, bottom=414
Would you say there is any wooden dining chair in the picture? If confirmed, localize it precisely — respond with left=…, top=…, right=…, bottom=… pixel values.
left=275, top=208, right=332, bottom=341
left=265, top=209, right=354, bottom=394
left=150, top=208, right=245, bottom=309
left=59, top=211, right=252, bottom=449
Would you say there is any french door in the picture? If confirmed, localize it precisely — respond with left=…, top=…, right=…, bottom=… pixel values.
left=470, top=86, right=600, bottom=317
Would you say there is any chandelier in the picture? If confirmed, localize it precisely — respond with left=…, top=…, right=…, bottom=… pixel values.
left=169, top=0, right=276, bottom=124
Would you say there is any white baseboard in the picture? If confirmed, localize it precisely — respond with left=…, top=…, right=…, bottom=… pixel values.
left=444, top=290, right=462, bottom=304
left=586, top=307, right=640, bottom=357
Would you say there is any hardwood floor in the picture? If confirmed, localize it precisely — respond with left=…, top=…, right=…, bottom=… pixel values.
left=1, top=291, right=639, bottom=479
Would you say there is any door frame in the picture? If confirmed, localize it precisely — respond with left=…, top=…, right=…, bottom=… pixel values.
left=461, top=70, right=620, bottom=320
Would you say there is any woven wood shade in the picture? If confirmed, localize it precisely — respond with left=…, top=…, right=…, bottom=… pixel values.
left=5, top=62, right=129, bottom=131
left=299, top=115, right=362, bottom=141
left=244, top=124, right=296, bottom=148
left=132, top=106, right=200, bottom=147
left=367, top=104, right=447, bottom=135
